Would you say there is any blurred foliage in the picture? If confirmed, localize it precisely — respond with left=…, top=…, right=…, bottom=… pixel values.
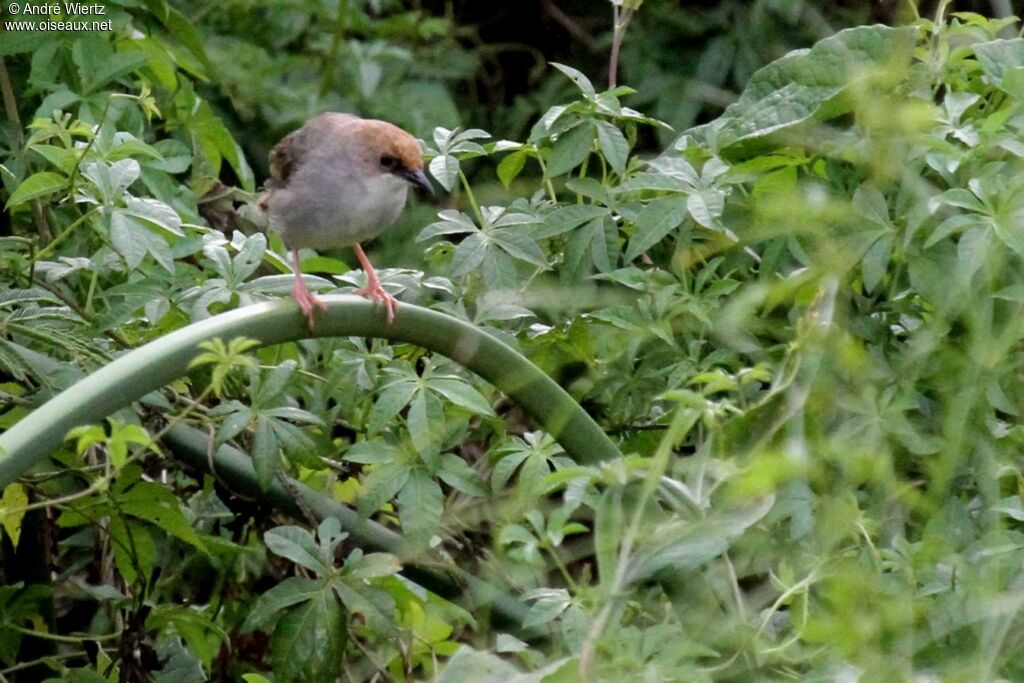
left=3, top=0, right=1024, bottom=682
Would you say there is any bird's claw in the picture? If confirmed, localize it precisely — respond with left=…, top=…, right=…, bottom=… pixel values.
left=354, top=281, right=399, bottom=323
left=293, top=283, right=327, bottom=330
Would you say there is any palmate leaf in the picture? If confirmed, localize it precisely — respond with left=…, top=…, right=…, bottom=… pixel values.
left=269, top=588, right=346, bottom=683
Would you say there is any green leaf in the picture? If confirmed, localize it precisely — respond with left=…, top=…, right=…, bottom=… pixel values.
left=344, top=551, right=401, bottom=581
left=123, top=197, right=183, bottom=236
left=522, top=587, right=571, bottom=628
left=686, top=188, right=725, bottom=229
left=368, top=381, right=417, bottom=435
left=625, top=196, right=689, bottom=261
left=242, top=576, right=322, bottom=632
left=344, top=440, right=400, bottom=465
left=497, top=150, right=528, bottom=188
left=430, top=378, right=495, bottom=416
left=973, top=38, right=1024, bottom=86
left=594, top=487, right=623, bottom=585
left=108, top=516, right=157, bottom=587
left=451, top=232, right=488, bottom=276
left=270, top=589, right=346, bottom=683
left=252, top=416, right=280, bottom=491
left=1, top=483, right=27, bottom=548
left=265, top=526, right=330, bottom=575
left=624, top=523, right=729, bottom=585
left=357, top=462, right=411, bottom=517
left=491, top=229, right=547, bottom=267
left=119, top=481, right=206, bottom=552
left=550, top=63, right=597, bottom=100
left=861, top=233, right=893, bottom=293
left=5, top=172, right=67, bottom=208
left=545, top=123, right=595, bottom=178
left=595, top=120, right=629, bottom=175
left=332, top=581, right=397, bottom=636
left=429, top=154, right=461, bottom=192
left=109, top=210, right=175, bottom=273
left=694, top=25, right=918, bottom=155
left=537, top=204, right=610, bottom=239
left=438, top=453, right=488, bottom=497
left=398, top=468, right=443, bottom=544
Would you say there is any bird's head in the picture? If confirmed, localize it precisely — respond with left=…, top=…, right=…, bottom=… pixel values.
left=359, top=120, right=434, bottom=196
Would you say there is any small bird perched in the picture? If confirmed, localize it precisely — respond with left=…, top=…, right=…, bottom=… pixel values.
left=260, top=113, right=433, bottom=327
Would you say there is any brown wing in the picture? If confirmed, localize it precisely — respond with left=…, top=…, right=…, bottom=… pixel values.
left=260, top=127, right=308, bottom=209
left=268, top=129, right=303, bottom=186
left=261, top=113, right=360, bottom=210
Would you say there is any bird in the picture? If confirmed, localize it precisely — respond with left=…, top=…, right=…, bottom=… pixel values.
left=259, top=113, right=433, bottom=328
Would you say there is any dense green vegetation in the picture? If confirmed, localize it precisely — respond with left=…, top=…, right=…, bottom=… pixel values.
left=3, top=1, right=1024, bottom=681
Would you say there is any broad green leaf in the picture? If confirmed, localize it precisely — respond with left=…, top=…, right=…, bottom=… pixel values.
left=265, top=526, right=329, bottom=574
left=545, top=123, right=595, bottom=178
left=992, top=216, right=1024, bottom=258
left=537, top=204, right=609, bottom=239
left=344, top=440, right=400, bottom=465
left=242, top=576, right=322, bottom=632
left=398, top=468, right=443, bottom=544
left=5, top=171, right=67, bottom=208
left=429, top=154, right=461, bottom=192
left=686, top=188, right=726, bottom=229
left=451, top=232, right=488, bottom=276
left=0, top=483, right=27, bottom=548
left=973, top=38, right=1024, bottom=86
left=491, top=229, right=547, bottom=267
left=594, top=487, right=623, bottom=585
left=367, top=381, right=417, bottom=435
left=438, top=453, right=488, bottom=497
left=551, top=62, right=597, bottom=100
left=625, top=196, right=689, bottom=261
left=595, top=120, right=629, bottom=175
left=693, top=25, right=918, bottom=155
left=252, top=416, right=280, bottom=491
left=497, top=150, right=528, bottom=188
left=624, top=523, right=728, bottom=585
left=344, top=552, right=401, bottom=581
left=108, top=516, right=157, bottom=586
left=119, top=481, right=206, bottom=551
left=435, top=647, right=520, bottom=683
left=861, top=233, right=893, bottom=293
left=270, top=589, right=346, bottom=683
left=430, top=378, right=495, bottom=416
left=522, top=587, right=571, bottom=628
left=357, top=462, right=411, bottom=517
left=124, top=196, right=183, bottom=236
left=332, top=581, right=397, bottom=636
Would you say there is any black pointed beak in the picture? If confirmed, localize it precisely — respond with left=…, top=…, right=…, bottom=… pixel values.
left=397, top=168, right=434, bottom=196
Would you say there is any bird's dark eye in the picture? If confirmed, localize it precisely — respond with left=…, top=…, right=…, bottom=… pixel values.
left=380, top=154, right=399, bottom=171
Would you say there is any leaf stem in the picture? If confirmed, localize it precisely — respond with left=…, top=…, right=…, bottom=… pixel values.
left=458, top=169, right=485, bottom=225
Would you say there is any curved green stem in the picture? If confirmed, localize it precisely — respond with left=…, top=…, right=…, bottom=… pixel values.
left=0, top=296, right=623, bottom=488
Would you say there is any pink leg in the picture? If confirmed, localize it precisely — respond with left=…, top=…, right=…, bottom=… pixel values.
left=291, top=248, right=326, bottom=329
left=352, top=244, right=398, bottom=323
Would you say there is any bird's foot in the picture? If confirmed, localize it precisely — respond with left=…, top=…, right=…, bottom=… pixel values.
left=354, top=280, right=398, bottom=323
left=292, top=282, right=327, bottom=330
